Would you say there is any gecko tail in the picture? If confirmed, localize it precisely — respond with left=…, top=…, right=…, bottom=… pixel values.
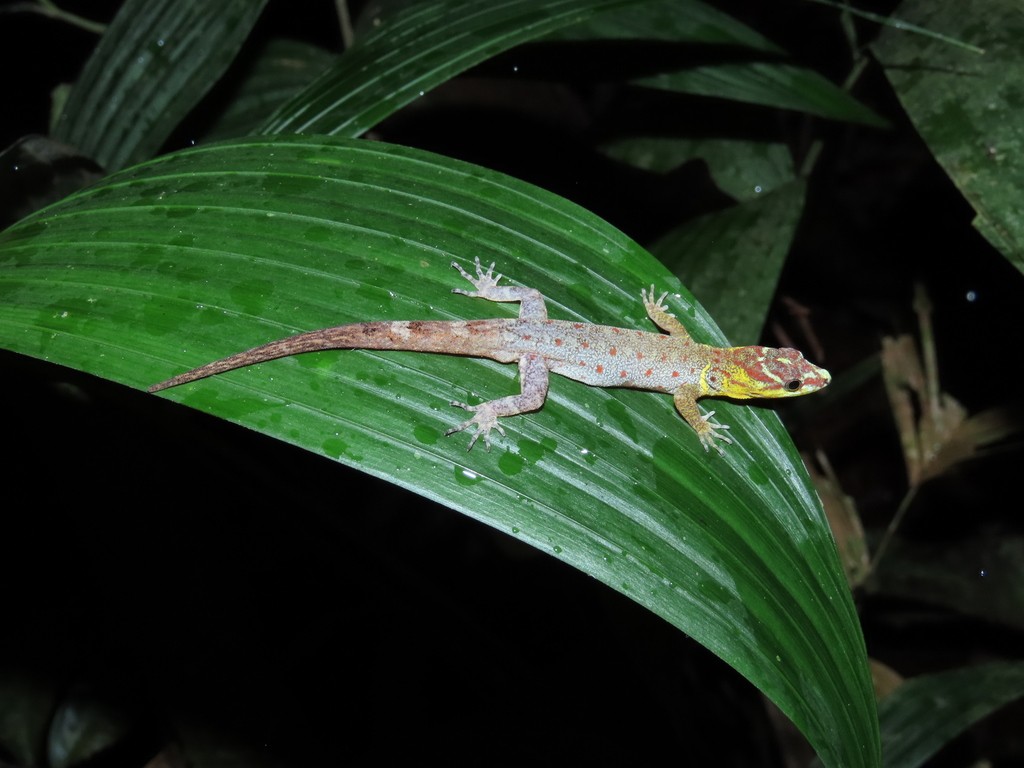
left=147, top=319, right=503, bottom=393
left=147, top=332, right=330, bottom=392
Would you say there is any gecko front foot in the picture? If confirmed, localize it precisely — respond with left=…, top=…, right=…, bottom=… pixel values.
left=451, top=256, right=502, bottom=298
left=641, top=285, right=672, bottom=316
left=696, top=410, right=733, bottom=456
left=641, top=284, right=691, bottom=338
left=445, top=400, right=507, bottom=451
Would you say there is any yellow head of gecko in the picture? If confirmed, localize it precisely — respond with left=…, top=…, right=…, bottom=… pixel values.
left=700, top=346, right=831, bottom=400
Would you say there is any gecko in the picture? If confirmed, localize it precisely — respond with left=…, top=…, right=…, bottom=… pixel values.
left=149, top=258, right=830, bottom=453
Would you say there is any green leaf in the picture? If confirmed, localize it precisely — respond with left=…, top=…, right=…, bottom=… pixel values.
left=879, top=662, right=1024, bottom=768
left=602, top=136, right=797, bottom=198
left=53, top=0, right=270, bottom=171
left=47, top=684, right=134, bottom=768
left=0, top=669, right=58, bottom=767
left=868, top=530, right=1024, bottom=633
left=873, top=0, right=1024, bottom=271
left=551, top=0, right=886, bottom=125
left=258, top=0, right=651, bottom=136
left=0, top=135, right=876, bottom=768
left=204, top=39, right=337, bottom=142
left=549, top=0, right=785, bottom=48
left=636, top=63, right=885, bottom=126
left=650, top=179, right=807, bottom=344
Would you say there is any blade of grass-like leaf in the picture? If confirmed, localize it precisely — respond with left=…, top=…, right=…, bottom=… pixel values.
left=873, top=0, right=1023, bottom=270
left=0, top=136, right=877, bottom=768
left=868, top=531, right=1024, bottom=633
left=204, top=39, right=337, bottom=142
left=650, top=180, right=807, bottom=344
left=879, top=662, right=1024, bottom=768
left=258, top=0, right=649, bottom=136
left=608, top=137, right=806, bottom=344
left=551, top=0, right=780, bottom=48
left=53, top=0, right=270, bottom=171
left=0, top=670, right=56, bottom=767
left=0, top=2, right=108, bottom=35
left=636, top=63, right=885, bottom=126
left=600, top=136, right=796, bottom=198
left=551, top=0, right=886, bottom=125
left=804, top=0, right=985, bottom=54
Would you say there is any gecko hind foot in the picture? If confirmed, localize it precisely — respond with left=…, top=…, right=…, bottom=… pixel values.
left=445, top=400, right=506, bottom=451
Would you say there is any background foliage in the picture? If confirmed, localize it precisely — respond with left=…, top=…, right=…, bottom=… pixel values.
left=1, top=0, right=1022, bottom=766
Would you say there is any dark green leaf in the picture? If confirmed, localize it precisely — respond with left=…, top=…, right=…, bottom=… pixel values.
left=873, top=0, right=1024, bottom=271
left=550, top=0, right=782, bottom=48
left=0, top=669, right=58, bottom=767
left=0, top=136, right=876, bottom=768
left=879, top=662, right=1024, bottom=768
left=204, top=39, right=337, bottom=142
left=47, top=683, right=135, bottom=768
left=636, top=63, right=885, bottom=126
left=553, top=0, right=886, bottom=125
left=650, top=180, right=807, bottom=344
left=258, top=0, right=650, bottom=136
left=868, top=530, right=1024, bottom=633
left=600, top=136, right=796, bottom=198
left=53, top=0, right=270, bottom=170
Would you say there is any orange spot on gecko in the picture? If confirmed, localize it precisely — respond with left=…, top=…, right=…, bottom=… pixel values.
left=609, top=347, right=618, bottom=356
left=636, top=351, right=644, bottom=360
left=581, top=341, right=590, bottom=349
left=554, top=338, right=563, bottom=346
left=572, top=323, right=584, bottom=329
left=671, top=371, right=680, bottom=377
left=645, top=369, right=653, bottom=376
left=596, top=364, right=604, bottom=374
left=619, top=370, right=628, bottom=378
left=522, top=334, right=532, bottom=340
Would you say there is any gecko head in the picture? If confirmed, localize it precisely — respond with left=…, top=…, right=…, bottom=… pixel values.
left=702, top=347, right=831, bottom=400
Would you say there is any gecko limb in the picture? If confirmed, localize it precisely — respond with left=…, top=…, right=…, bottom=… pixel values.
left=642, top=286, right=692, bottom=339
left=673, top=389, right=732, bottom=455
left=445, top=353, right=550, bottom=450
left=451, top=257, right=548, bottom=321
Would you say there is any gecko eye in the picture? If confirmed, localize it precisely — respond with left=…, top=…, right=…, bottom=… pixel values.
left=785, top=379, right=802, bottom=392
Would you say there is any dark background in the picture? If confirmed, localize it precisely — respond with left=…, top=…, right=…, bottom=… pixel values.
left=2, top=1, right=1022, bottom=765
